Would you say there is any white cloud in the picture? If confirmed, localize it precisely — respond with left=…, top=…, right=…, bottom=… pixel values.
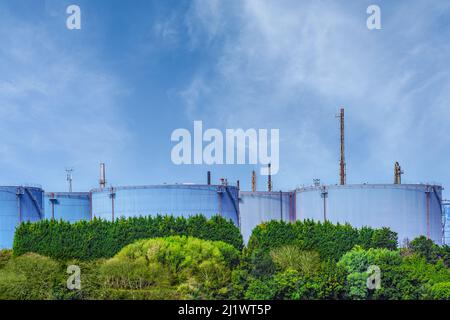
left=0, top=10, right=131, bottom=188
left=180, top=0, right=450, bottom=189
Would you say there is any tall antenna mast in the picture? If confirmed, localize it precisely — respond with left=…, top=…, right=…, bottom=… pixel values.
left=65, top=168, right=74, bottom=193
left=251, top=170, right=257, bottom=192
left=336, top=108, right=346, bottom=185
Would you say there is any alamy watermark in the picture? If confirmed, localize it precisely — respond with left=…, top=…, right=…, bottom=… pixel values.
left=66, top=4, right=81, bottom=30
left=367, top=5, right=381, bottom=30
left=171, top=121, right=279, bottom=175
left=67, top=265, right=81, bottom=290
left=366, top=265, right=381, bottom=290
left=64, top=4, right=380, bottom=31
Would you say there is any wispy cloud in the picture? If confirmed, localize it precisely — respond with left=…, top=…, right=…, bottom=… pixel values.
left=0, top=6, right=130, bottom=189
left=179, top=0, right=450, bottom=189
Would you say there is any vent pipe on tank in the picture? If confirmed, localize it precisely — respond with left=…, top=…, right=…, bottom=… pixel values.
left=99, top=163, right=107, bottom=189
left=251, top=170, right=257, bottom=192
left=207, top=171, right=211, bottom=185
left=394, top=162, right=403, bottom=184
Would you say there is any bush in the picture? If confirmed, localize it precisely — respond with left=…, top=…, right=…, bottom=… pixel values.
left=244, top=220, right=398, bottom=278
left=0, top=253, right=63, bottom=300
left=430, top=282, right=450, bottom=300
left=407, top=236, right=442, bottom=264
left=338, top=246, right=450, bottom=300
left=337, top=246, right=403, bottom=299
left=98, top=236, right=240, bottom=300
left=13, top=215, right=243, bottom=261
left=0, top=250, right=12, bottom=269
left=270, top=246, right=321, bottom=276
left=244, top=262, right=347, bottom=300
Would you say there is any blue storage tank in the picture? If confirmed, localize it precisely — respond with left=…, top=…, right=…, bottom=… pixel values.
left=91, top=184, right=240, bottom=226
left=0, top=186, right=44, bottom=249
left=296, top=184, right=444, bottom=245
left=44, top=192, right=91, bottom=223
left=239, top=191, right=295, bottom=243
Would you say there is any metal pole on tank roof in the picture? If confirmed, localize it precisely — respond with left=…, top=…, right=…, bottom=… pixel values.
left=321, top=186, right=328, bottom=222
left=16, top=187, right=23, bottom=224
left=66, top=168, right=74, bottom=193
left=50, top=193, right=55, bottom=220
left=207, top=171, right=211, bottom=185
left=280, top=191, right=283, bottom=220
left=426, top=186, right=431, bottom=239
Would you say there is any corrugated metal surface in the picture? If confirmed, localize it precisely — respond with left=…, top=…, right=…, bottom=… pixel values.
left=444, top=204, right=450, bottom=245
left=44, top=192, right=91, bottom=223
left=296, top=184, right=443, bottom=245
left=91, top=185, right=239, bottom=226
left=0, top=186, right=44, bottom=249
left=239, top=191, right=295, bottom=243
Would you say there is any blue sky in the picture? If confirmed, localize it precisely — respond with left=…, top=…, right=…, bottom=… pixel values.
left=0, top=0, right=450, bottom=196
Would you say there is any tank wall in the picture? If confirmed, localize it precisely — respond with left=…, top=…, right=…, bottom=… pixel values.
left=44, top=193, right=91, bottom=223
left=0, top=186, right=43, bottom=249
left=91, top=185, right=239, bottom=226
left=296, top=185, right=443, bottom=245
left=444, top=205, right=450, bottom=245
left=239, top=192, right=293, bottom=243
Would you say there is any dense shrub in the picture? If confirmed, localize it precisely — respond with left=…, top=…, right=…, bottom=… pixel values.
left=0, top=250, right=12, bottom=269
left=430, top=282, right=450, bottom=300
left=244, top=262, right=347, bottom=300
left=337, top=246, right=402, bottom=299
left=404, top=236, right=448, bottom=265
left=270, top=246, right=321, bottom=276
left=13, top=215, right=243, bottom=261
left=338, top=246, right=450, bottom=300
left=244, top=220, right=397, bottom=278
left=98, top=236, right=240, bottom=299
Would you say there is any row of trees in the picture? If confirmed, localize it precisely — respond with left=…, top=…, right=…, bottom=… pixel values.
left=1, top=217, right=449, bottom=300
left=13, top=215, right=243, bottom=260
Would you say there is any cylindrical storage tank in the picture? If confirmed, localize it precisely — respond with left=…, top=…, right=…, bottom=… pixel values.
left=296, top=184, right=443, bottom=245
left=239, top=191, right=295, bottom=243
left=91, top=185, right=239, bottom=226
left=0, top=186, right=44, bottom=249
left=44, top=192, right=91, bottom=223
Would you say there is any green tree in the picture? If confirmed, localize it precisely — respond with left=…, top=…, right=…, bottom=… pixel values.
left=99, top=236, right=240, bottom=300
left=13, top=215, right=243, bottom=261
left=270, top=245, right=321, bottom=276
left=408, top=236, right=441, bottom=264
